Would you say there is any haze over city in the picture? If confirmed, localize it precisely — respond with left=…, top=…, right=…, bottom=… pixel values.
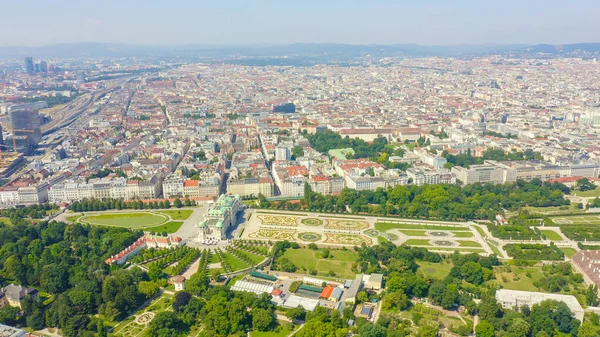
left=2, top=0, right=600, bottom=46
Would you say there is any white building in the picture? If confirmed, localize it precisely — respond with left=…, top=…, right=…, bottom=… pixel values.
left=275, top=146, right=291, bottom=161
left=495, top=289, right=584, bottom=322
left=451, top=160, right=516, bottom=185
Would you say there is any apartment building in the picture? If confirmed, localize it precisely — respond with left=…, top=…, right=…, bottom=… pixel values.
left=272, top=162, right=309, bottom=198
left=406, top=168, right=456, bottom=186
left=162, top=174, right=220, bottom=198
left=227, top=176, right=274, bottom=198
left=48, top=175, right=162, bottom=203
left=451, top=160, right=516, bottom=185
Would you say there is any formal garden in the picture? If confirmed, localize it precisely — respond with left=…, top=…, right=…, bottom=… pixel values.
left=248, top=228, right=297, bottom=241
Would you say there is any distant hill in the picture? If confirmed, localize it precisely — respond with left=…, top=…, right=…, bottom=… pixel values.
left=1, top=42, right=599, bottom=59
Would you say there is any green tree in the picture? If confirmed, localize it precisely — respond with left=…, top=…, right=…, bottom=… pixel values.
left=418, top=324, right=439, bottom=337
left=475, top=320, right=494, bottom=337
left=586, top=285, right=599, bottom=306
left=508, top=318, right=531, bottom=337
left=138, top=281, right=160, bottom=299
left=0, top=306, right=19, bottom=326
left=173, top=198, right=183, bottom=208
left=186, top=273, right=210, bottom=296
left=286, top=306, right=306, bottom=321
left=359, top=323, right=387, bottom=337
left=252, top=308, right=275, bottom=331
left=576, top=178, right=596, bottom=191
left=292, top=145, right=304, bottom=159
left=578, top=321, right=600, bottom=337
left=149, top=311, right=182, bottom=337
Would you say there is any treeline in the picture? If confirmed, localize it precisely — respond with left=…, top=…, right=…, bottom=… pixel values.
left=0, top=220, right=144, bottom=336
left=261, top=179, right=569, bottom=221
left=0, top=203, right=58, bottom=220
left=443, top=148, right=543, bottom=169
left=484, top=130, right=519, bottom=139
left=87, top=168, right=127, bottom=179
left=69, top=197, right=195, bottom=212
left=304, top=130, right=390, bottom=159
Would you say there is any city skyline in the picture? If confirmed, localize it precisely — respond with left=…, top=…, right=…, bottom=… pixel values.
left=2, top=0, right=600, bottom=47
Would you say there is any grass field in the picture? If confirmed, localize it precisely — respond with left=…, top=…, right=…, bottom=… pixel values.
left=0, top=217, right=12, bottom=225
left=222, top=252, right=251, bottom=271
left=146, top=221, right=184, bottom=233
left=429, top=247, right=484, bottom=252
left=560, top=248, right=578, bottom=259
left=376, top=222, right=470, bottom=232
left=234, top=249, right=266, bottom=265
left=473, top=225, right=486, bottom=237
left=540, top=230, right=563, bottom=241
left=403, top=239, right=431, bottom=246
left=488, top=240, right=504, bottom=257
left=416, top=261, right=453, bottom=280
left=398, top=230, right=428, bottom=236
left=280, top=248, right=358, bottom=279
left=78, top=212, right=166, bottom=227
left=209, top=252, right=220, bottom=264
left=487, top=266, right=544, bottom=292
left=458, top=241, right=482, bottom=247
left=453, top=232, right=474, bottom=238
left=517, top=205, right=586, bottom=216
left=572, top=187, right=600, bottom=198
left=254, top=321, right=298, bottom=337
left=377, top=236, right=389, bottom=243
left=157, top=210, right=193, bottom=220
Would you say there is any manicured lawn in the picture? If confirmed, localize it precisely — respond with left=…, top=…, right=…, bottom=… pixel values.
left=67, top=215, right=79, bottom=222
left=376, top=222, right=470, bottom=232
left=540, top=230, right=563, bottom=241
left=0, top=217, right=12, bottom=225
left=222, top=252, right=251, bottom=271
left=403, top=239, right=431, bottom=246
left=417, top=261, right=453, bottom=280
left=253, top=321, right=298, bottom=337
left=280, top=248, right=358, bottom=279
left=572, top=187, right=600, bottom=198
left=453, top=232, right=474, bottom=238
left=488, top=240, right=504, bottom=256
left=428, top=247, right=484, bottom=252
left=377, top=236, right=389, bottom=243
left=473, top=225, right=486, bottom=237
left=145, top=221, right=183, bottom=233
left=252, top=245, right=270, bottom=255
left=398, top=230, right=428, bottom=236
left=235, top=249, right=267, bottom=265
left=209, top=252, right=220, bottom=264
left=487, top=266, right=544, bottom=292
left=458, top=241, right=482, bottom=247
left=157, top=209, right=193, bottom=220
left=79, top=212, right=166, bottom=227
left=561, top=248, right=578, bottom=259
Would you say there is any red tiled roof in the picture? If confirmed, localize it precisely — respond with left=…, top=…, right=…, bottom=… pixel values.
left=320, top=286, right=333, bottom=298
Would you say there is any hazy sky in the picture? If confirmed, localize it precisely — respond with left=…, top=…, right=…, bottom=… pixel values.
left=2, top=0, right=599, bottom=46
